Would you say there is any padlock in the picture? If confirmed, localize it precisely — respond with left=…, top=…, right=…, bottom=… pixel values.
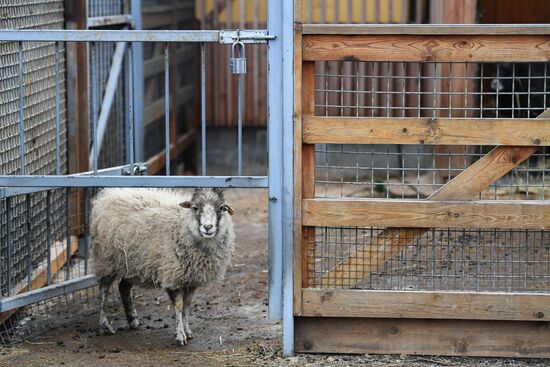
left=230, top=41, right=247, bottom=74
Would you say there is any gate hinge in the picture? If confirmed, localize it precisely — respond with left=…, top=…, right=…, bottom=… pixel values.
left=219, top=29, right=275, bottom=44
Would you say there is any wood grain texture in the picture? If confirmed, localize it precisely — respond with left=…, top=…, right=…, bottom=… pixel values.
left=293, top=26, right=304, bottom=315
left=145, top=129, right=195, bottom=175
left=301, top=62, right=316, bottom=291
left=302, top=34, right=550, bottom=62
left=302, top=24, right=550, bottom=35
left=301, top=289, right=550, bottom=321
left=303, top=198, right=550, bottom=229
left=295, top=317, right=550, bottom=357
left=303, top=116, right=550, bottom=145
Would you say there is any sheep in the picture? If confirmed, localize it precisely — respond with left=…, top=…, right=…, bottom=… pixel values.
left=90, top=187, right=235, bottom=346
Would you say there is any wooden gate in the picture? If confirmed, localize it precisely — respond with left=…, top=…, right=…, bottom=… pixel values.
left=293, top=22, right=550, bottom=357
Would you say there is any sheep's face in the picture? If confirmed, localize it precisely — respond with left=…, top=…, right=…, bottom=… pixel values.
left=180, top=188, right=231, bottom=239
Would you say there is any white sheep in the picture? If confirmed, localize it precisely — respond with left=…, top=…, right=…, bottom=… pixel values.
left=90, top=187, right=235, bottom=345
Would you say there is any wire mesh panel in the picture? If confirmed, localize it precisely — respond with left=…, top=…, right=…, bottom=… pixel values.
left=0, top=0, right=68, bottom=301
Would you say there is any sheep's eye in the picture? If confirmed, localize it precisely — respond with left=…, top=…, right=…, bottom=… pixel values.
left=192, top=205, right=199, bottom=211
left=218, top=206, right=225, bottom=212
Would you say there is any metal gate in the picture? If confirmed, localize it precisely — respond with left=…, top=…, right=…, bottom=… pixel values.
left=0, top=0, right=297, bottom=353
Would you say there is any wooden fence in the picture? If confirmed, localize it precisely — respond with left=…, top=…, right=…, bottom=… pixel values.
left=293, top=22, right=550, bottom=357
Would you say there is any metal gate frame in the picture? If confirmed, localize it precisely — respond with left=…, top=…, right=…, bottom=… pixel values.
left=0, top=1, right=298, bottom=355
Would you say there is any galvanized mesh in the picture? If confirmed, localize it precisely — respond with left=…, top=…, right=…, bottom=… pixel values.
left=309, top=60, right=550, bottom=291
left=0, top=0, right=68, bottom=297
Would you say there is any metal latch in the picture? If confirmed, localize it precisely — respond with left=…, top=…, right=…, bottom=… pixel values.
left=219, top=29, right=275, bottom=44
left=121, top=164, right=147, bottom=176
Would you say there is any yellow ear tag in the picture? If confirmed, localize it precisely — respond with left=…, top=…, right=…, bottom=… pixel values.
left=225, top=205, right=235, bottom=215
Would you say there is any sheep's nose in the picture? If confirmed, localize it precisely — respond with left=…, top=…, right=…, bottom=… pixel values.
left=204, top=224, right=213, bottom=231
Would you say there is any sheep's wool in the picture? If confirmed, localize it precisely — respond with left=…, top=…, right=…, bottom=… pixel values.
left=91, top=188, right=235, bottom=290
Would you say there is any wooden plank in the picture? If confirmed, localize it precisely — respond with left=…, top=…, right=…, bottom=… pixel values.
left=145, top=129, right=195, bottom=175
left=0, top=237, right=79, bottom=325
left=301, top=62, right=316, bottom=291
left=301, top=289, right=550, bottom=321
left=292, top=19, right=304, bottom=314
left=295, top=317, right=550, bottom=357
left=303, top=116, right=550, bottom=146
left=302, top=34, right=550, bottom=62
left=302, top=24, right=550, bottom=35
left=318, top=111, right=550, bottom=288
left=303, top=198, right=550, bottom=229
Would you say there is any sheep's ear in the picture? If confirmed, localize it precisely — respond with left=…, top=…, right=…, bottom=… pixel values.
left=179, top=201, right=192, bottom=209
left=213, top=187, right=225, bottom=197
left=224, top=204, right=235, bottom=215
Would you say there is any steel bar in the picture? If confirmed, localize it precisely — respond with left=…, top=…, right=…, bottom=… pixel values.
left=6, top=197, right=13, bottom=296
left=46, top=191, right=52, bottom=285
left=131, top=1, right=144, bottom=163
left=237, top=72, right=243, bottom=175
left=55, top=41, right=61, bottom=175
left=26, top=195, right=32, bottom=290
left=84, top=189, right=89, bottom=275
left=90, top=42, right=99, bottom=174
left=201, top=42, right=207, bottom=175
left=164, top=42, right=170, bottom=176
left=127, top=45, right=135, bottom=175
left=65, top=189, right=71, bottom=280
left=0, top=275, right=97, bottom=313
left=0, top=176, right=269, bottom=188
left=89, top=41, right=128, bottom=168
left=18, top=41, right=25, bottom=175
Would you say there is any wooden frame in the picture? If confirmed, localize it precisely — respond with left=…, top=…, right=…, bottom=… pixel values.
left=293, top=20, right=550, bottom=356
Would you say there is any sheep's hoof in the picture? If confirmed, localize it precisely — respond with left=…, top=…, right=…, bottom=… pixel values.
left=176, top=331, right=188, bottom=346
left=185, top=331, right=194, bottom=340
left=129, top=318, right=140, bottom=330
left=99, top=321, right=117, bottom=335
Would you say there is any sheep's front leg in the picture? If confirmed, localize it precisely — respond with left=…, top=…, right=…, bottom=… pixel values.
left=166, top=289, right=187, bottom=346
left=119, top=278, right=139, bottom=329
left=182, top=287, right=196, bottom=339
left=99, top=275, right=117, bottom=335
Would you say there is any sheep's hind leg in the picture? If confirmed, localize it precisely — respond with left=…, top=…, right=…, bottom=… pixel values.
left=182, top=287, right=196, bottom=340
left=167, top=289, right=187, bottom=346
left=99, top=275, right=117, bottom=335
left=119, top=279, right=139, bottom=330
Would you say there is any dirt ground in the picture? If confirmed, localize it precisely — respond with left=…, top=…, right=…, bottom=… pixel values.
left=2, top=189, right=550, bottom=366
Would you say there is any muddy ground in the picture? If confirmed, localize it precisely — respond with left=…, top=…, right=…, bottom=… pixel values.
left=2, top=189, right=550, bottom=366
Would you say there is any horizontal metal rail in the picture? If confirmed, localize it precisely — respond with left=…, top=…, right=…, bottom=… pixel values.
left=302, top=24, right=550, bottom=35
left=0, top=29, right=273, bottom=43
left=0, top=176, right=268, bottom=188
left=0, top=275, right=97, bottom=313
left=0, top=164, right=146, bottom=198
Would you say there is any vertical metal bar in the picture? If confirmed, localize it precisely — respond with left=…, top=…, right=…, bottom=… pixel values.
left=237, top=68, right=244, bottom=176
left=164, top=42, right=170, bottom=176
left=131, top=0, right=144, bottom=163
left=91, top=42, right=99, bottom=174
left=201, top=42, right=207, bottom=175
left=46, top=191, right=52, bottom=285
left=65, top=189, right=71, bottom=280
left=128, top=44, right=135, bottom=174
left=6, top=197, right=13, bottom=296
left=55, top=41, right=61, bottom=175
left=84, top=188, right=89, bottom=275
left=18, top=41, right=25, bottom=175
left=281, top=0, right=295, bottom=356
left=26, top=194, right=32, bottom=290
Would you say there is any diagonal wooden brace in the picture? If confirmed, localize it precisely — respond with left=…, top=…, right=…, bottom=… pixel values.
left=319, top=109, right=550, bottom=288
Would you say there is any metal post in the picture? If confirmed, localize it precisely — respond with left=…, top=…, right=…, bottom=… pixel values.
left=201, top=43, right=207, bottom=175
left=18, top=41, right=25, bottom=175
left=269, top=0, right=295, bottom=356
left=55, top=42, right=61, bottom=175
left=131, top=0, right=144, bottom=163
left=164, top=42, right=170, bottom=175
